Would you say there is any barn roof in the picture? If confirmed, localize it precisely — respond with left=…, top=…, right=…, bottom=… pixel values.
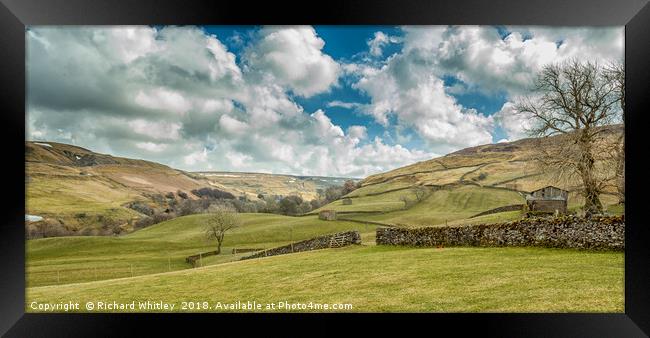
left=526, top=185, right=569, bottom=201
left=530, top=185, right=568, bottom=193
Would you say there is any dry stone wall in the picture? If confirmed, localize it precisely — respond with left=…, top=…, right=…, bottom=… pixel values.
left=241, top=231, right=362, bottom=260
left=376, top=215, right=624, bottom=251
left=469, top=204, right=524, bottom=218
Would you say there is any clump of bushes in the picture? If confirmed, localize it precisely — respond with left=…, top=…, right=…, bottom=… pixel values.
left=25, top=219, right=73, bottom=239
left=191, top=187, right=236, bottom=200
left=125, top=201, right=155, bottom=216
left=133, top=212, right=174, bottom=230
left=177, top=190, right=188, bottom=199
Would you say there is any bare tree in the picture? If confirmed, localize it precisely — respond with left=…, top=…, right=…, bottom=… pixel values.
left=204, top=205, right=241, bottom=254
left=515, top=59, right=623, bottom=216
left=341, top=180, right=360, bottom=196
left=412, top=186, right=429, bottom=202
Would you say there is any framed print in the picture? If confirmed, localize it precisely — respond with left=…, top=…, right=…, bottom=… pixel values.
left=1, top=0, right=649, bottom=336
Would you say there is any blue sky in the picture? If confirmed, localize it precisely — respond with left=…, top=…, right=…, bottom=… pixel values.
left=204, top=26, right=424, bottom=149
left=26, top=25, right=624, bottom=177
left=205, top=25, right=513, bottom=149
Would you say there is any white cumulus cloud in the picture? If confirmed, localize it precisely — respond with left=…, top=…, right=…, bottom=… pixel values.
left=244, top=26, right=341, bottom=97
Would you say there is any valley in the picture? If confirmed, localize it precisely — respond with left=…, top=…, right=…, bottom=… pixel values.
left=24, top=127, right=625, bottom=312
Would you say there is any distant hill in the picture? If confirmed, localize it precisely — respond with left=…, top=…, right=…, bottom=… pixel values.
left=192, top=172, right=357, bottom=202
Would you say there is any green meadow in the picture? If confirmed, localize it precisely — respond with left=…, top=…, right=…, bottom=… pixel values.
left=27, top=213, right=376, bottom=287
left=27, top=245, right=623, bottom=313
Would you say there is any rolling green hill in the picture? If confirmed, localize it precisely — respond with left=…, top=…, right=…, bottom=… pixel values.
left=313, top=125, right=624, bottom=227
left=26, top=213, right=376, bottom=287
left=333, top=186, right=526, bottom=227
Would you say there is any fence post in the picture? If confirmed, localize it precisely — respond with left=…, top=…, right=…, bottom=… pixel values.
left=94, top=267, right=97, bottom=280
left=168, top=255, right=171, bottom=271
left=130, top=264, right=133, bottom=277
left=199, top=253, right=203, bottom=267
left=57, top=270, right=60, bottom=285
left=290, top=227, right=294, bottom=253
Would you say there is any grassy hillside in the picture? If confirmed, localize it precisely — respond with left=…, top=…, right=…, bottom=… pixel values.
left=339, top=186, right=525, bottom=227
left=26, top=141, right=208, bottom=234
left=26, top=141, right=355, bottom=235
left=27, top=245, right=623, bottom=312
left=313, top=126, right=623, bottom=227
left=26, top=213, right=376, bottom=287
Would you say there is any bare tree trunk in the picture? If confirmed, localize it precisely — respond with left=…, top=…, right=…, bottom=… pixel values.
left=577, top=130, right=603, bottom=216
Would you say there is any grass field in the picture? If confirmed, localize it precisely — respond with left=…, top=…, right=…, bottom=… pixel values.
left=26, top=245, right=623, bottom=313
left=26, top=174, right=141, bottom=217
left=26, top=213, right=376, bottom=287
left=313, top=188, right=420, bottom=214
left=336, top=185, right=525, bottom=227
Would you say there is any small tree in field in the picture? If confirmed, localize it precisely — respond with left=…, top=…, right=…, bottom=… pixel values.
left=204, top=205, right=241, bottom=254
left=412, top=186, right=429, bottom=202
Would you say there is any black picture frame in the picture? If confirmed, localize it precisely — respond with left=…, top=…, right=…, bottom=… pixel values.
left=1, top=0, right=649, bottom=336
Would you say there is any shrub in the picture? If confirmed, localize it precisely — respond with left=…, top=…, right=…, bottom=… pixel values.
left=341, top=180, right=360, bottom=195
left=25, top=223, right=41, bottom=239
left=310, top=199, right=322, bottom=210
left=40, top=221, right=72, bottom=238
left=325, top=186, right=343, bottom=203
left=150, top=193, right=165, bottom=205
left=152, top=212, right=174, bottom=224
left=191, top=187, right=236, bottom=200
left=126, top=201, right=155, bottom=216
left=177, top=190, right=189, bottom=199
left=279, top=195, right=303, bottom=215
left=134, top=216, right=155, bottom=229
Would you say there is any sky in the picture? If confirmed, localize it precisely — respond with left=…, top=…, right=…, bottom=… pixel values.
left=26, top=25, right=624, bottom=178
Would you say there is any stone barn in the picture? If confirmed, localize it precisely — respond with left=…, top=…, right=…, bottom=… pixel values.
left=342, top=197, right=352, bottom=205
left=525, top=186, right=568, bottom=214
left=318, top=210, right=337, bottom=221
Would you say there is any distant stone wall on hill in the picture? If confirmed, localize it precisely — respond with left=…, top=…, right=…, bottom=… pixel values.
left=241, top=231, right=362, bottom=260
left=470, top=204, right=524, bottom=218
left=376, top=215, right=624, bottom=251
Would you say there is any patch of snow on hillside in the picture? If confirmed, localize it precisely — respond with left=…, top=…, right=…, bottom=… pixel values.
left=34, top=142, right=52, bottom=148
left=25, top=214, right=43, bottom=222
